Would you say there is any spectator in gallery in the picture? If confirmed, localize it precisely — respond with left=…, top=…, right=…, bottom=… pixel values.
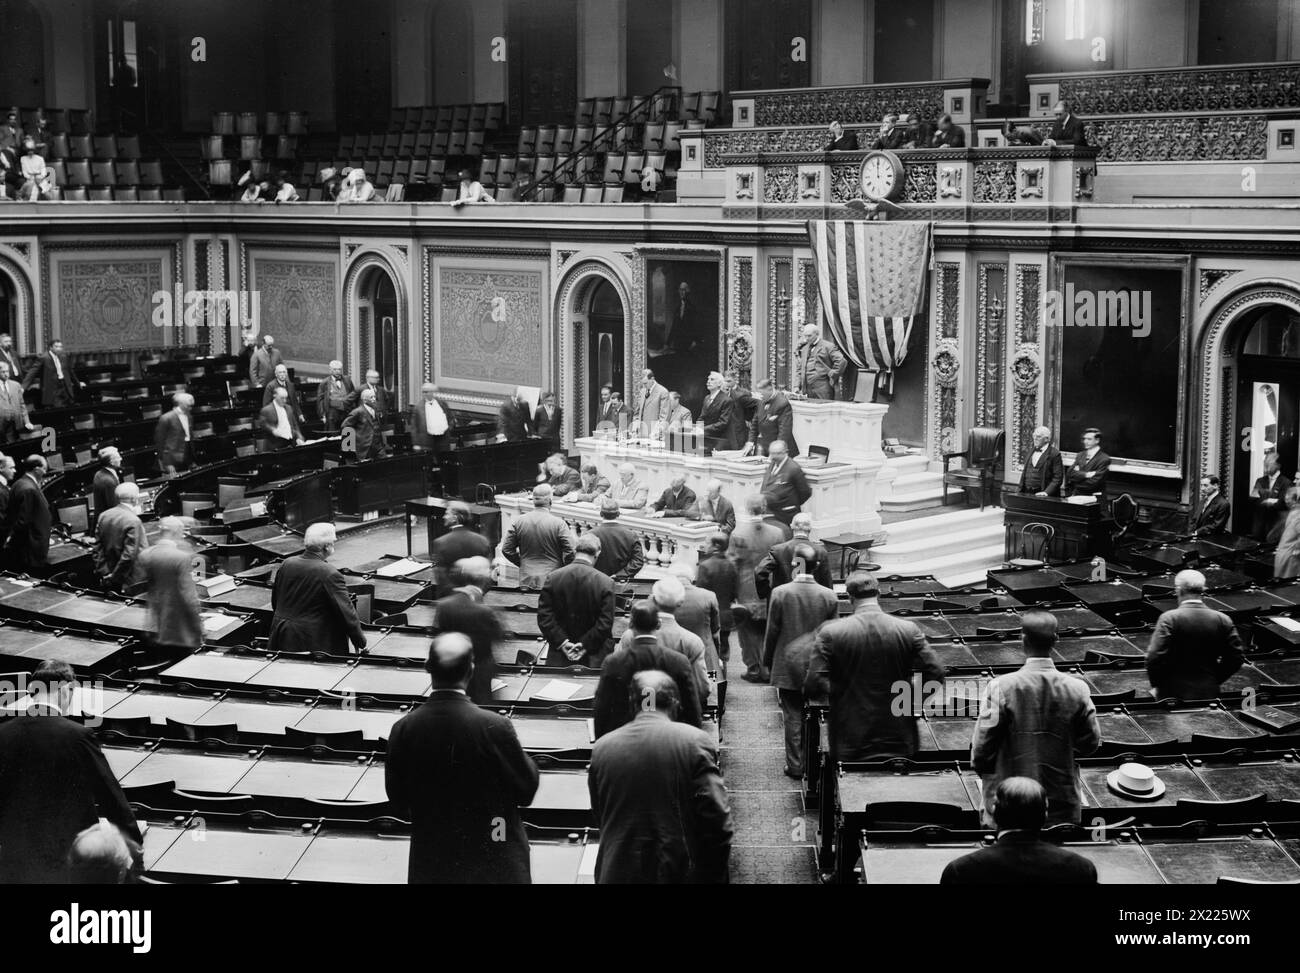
left=533, top=390, right=563, bottom=452
left=338, top=166, right=375, bottom=202
left=497, top=387, right=534, bottom=442
left=1044, top=100, right=1087, bottom=147
left=825, top=120, right=858, bottom=152
left=318, top=167, right=342, bottom=201
left=451, top=168, right=495, bottom=207
left=930, top=114, right=966, bottom=148
left=870, top=112, right=909, bottom=151
left=1001, top=118, right=1043, bottom=146
left=18, top=138, right=52, bottom=201
left=0, top=109, right=22, bottom=155
left=239, top=171, right=269, bottom=203
left=273, top=171, right=299, bottom=202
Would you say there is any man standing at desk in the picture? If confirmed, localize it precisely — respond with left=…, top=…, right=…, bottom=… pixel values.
left=0, top=360, right=32, bottom=444
left=341, top=387, right=383, bottom=462
left=2, top=454, right=50, bottom=573
left=497, top=387, right=533, bottom=443
left=434, top=557, right=504, bottom=705
left=1063, top=427, right=1109, bottom=499
left=537, top=533, right=614, bottom=666
left=261, top=363, right=305, bottom=422
left=430, top=501, right=493, bottom=598
left=91, top=447, right=122, bottom=527
left=1252, top=449, right=1291, bottom=542
left=317, top=360, right=357, bottom=432
left=412, top=382, right=456, bottom=453
left=28, top=339, right=79, bottom=408
left=359, top=369, right=391, bottom=422
left=634, top=369, right=669, bottom=439
left=155, top=392, right=194, bottom=475
left=699, top=371, right=735, bottom=452
left=1144, top=569, right=1243, bottom=701
left=1192, top=474, right=1231, bottom=535
left=502, top=484, right=576, bottom=588
left=1018, top=426, right=1063, bottom=497
left=248, top=334, right=282, bottom=388
left=259, top=386, right=305, bottom=450
left=795, top=323, right=845, bottom=401
left=761, top=440, right=811, bottom=528
left=748, top=377, right=796, bottom=458
left=94, top=482, right=147, bottom=593
left=269, top=522, right=367, bottom=655
left=138, top=516, right=202, bottom=656
left=385, top=633, right=539, bottom=884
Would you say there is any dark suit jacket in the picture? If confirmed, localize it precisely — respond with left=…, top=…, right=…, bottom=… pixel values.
left=258, top=401, right=303, bottom=443
left=359, top=383, right=392, bottom=421
left=538, top=560, right=615, bottom=665
left=652, top=485, right=699, bottom=516
left=761, top=457, right=812, bottom=524
left=696, top=552, right=740, bottom=630
left=931, top=125, right=967, bottom=148
left=547, top=467, right=582, bottom=497
left=1145, top=600, right=1244, bottom=700
left=593, top=635, right=705, bottom=739
left=755, top=537, right=834, bottom=600
left=32, top=352, right=76, bottom=407
left=796, top=339, right=845, bottom=400
left=2, top=473, right=49, bottom=570
left=385, top=692, right=539, bottom=883
left=871, top=127, right=910, bottom=150
left=1193, top=492, right=1231, bottom=535
left=805, top=606, right=945, bottom=760
left=430, top=525, right=493, bottom=597
left=433, top=589, right=503, bottom=705
left=1063, top=448, right=1110, bottom=498
left=248, top=345, right=283, bottom=387
left=155, top=410, right=190, bottom=471
left=1253, top=472, right=1291, bottom=541
left=412, top=396, right=458, bottom=451
left=0, top=347, right=22, bottom=382
left=699, top=390, right=735, bottom=451
left=0, top=479, right=9, bottom=552
left=728, top=387, right=756, bottom=448
left=498, top=399, right=532, bottom=442
left=92, top=465, right=120, bottom=523
left=316, top=374, right=358, bottom=419
left=940, top=833, right=1097, bottom=885
left=502, top=508, right=576, bottom=586
left=589, top=710, right=731, bottom=884
left=1049, top=114, right=1087, bottom=146
left=0, top=710, right=143, bottom=883
left=751, top=393, right=797, bottom=457
left=261, top=378, right=305, bottom=417
left=532, top=405, right=562, bottom=449
left=826, top=131, right=859, bottom=151
left=341, top=404, right=382, bottom=460
left=1018, top=445, right=1063, bottom=496
left=93, top=504, right=147, bottom=591
left=139, top=540, right=202, bottom=649
left=764, top=579, right=840, bottom=691
left=590, top=521, right=645, bottom=579
left=269, top=551, right=366, bottom=655
left=697, top=494, right=736, bottom=534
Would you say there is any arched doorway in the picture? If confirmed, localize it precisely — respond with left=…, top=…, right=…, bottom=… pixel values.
left=0, top=269, right=18, bottom=343
left=356, top=265, right=399, bottom=403
left=586, top=278, right=625, bottom=429
left=1231, top=302, right=1300, bottom=536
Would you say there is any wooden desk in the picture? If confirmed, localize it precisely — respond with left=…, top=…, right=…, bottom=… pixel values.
left=1002, top=493, right=1112, bottom=562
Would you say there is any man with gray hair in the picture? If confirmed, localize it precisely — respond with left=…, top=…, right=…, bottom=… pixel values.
left=669, top=561, right=723, bottom=673
left=0, top=359, right=32, bottom=444
left=434, top=555, right=504, bottom=704
left=795, top=323, right=845, bottom=400
left=1145, top=568, right=1244, bottom=701
left=502, top=484, right=576, bottom=588
left=756, top=511, right=832, bottom=599
left=609, top=462, right=649, bottom=510
left=1018, top=426, right=1063, bottom=497
left=698, top=479, right=736, bottom=534
left=261, top=362, right=305, bottom=423
left=614, top=575, right=709, bottom=705
left=430, top=500, right=492, bottom=598
left=138, top=515, right=202, bottom=654
left=155, top=391, right=194, bottom=474
left=269, top=522, right=367, bottom=655
left=342, top=386, right=383, bottom=461
left=317, top=360, right=357, bottom=431
left=259, top=385, right=305, bottom=449
left=413, top=381, right=456, bottom=452
left=91, top=446, right=122, bottom=527
left=497, top=386, right=533, bottom=443
left=590, top=496, right=644, bottom=579
left=93, top=481, right=147, bottom=593
left=248, top=333, right=282, bottom=387
left=360, top=368, right=391, bottom=421
left=538, top=532, right=614, bottom=666
left=699, top=370, right=735, bottom=452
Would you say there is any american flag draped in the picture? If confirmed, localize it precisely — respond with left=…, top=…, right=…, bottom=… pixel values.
left=805, top=220, right=933, bottom=392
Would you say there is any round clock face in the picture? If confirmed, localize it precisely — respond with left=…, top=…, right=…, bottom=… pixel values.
left=860, top=151, right=901, bottom=201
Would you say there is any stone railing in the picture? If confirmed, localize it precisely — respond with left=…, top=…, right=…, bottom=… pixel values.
left=1027, top=61, right=1300, bottom=117
left=730, top=78, right=990, bottom=129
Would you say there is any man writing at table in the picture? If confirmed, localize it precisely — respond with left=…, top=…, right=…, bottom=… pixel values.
left=648, top=473, right=699, bottom=519
left=698, top=479, right=736, bottom=535
left=1018, top=425, right=1062, bottom=497
left=1063, top=427, right=1109, bottom=499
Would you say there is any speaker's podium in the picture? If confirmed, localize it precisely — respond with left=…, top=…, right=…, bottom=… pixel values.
left=1002, top=493, right=1113, bottom=562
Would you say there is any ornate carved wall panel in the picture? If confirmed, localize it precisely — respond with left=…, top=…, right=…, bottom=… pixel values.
left=48, top=251, right=169, bottom=351
left=729, top=255, right=754, bottom=389
left=975, top=264, right=1007, bottom=429
left=247, top=255, right=337, bottom=368
left=1056, top=63, right=1300, bottom=115
left=1010, top=265, right=1043, bottom=471
left=435, top=261, right=546, bottom=390
left=929, top=262, right=961, bottom=458
left=751, top=83, right=946, bottom=128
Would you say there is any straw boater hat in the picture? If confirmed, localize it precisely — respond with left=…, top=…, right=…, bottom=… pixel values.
left=1106, top=762, right=1166, bottom=801
left=318, top=167, right=336, bottom=183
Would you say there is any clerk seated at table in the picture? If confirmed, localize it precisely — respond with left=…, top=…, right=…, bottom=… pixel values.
left=1062, top=427, right=1109, bottom=498
left=537, top=453, right=581, bottom=497
left=1018, top=425, right=1062, bottom=497
left=939, top=778, right=1097, bottom=885
left=648, top=474, right=699, bottom=519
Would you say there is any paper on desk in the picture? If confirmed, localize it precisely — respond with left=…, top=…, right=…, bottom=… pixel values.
left=7, top=578, right=35, bottom=588
left=200, top=612, right=231, bottom=634
left=249, top=501, right=267, bottom=517
left=490, top=678, right=509, bottom=692
left=532, top=679, right=584, bottom=701
left=1269, top=616, right=1300, bottom=633
left=833, top=583, right=847, bottom=596
left=376, top=558, right=427, bottom=578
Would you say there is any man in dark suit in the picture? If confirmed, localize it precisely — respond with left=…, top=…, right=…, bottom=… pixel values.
left=497, top=387, right=533, bottom=443
left=1192, top=474, right=1231, bottom=535
left=28, top=339, right=78, bottom=408
left=248, top=334, right=283, bottom=388
left=1145, top=568, right=1244, bottom=700
left=593, top=603, right=705, bottom=738
left=0, top=333, right=23, bottom=382
left=385, top=633, right=539, bottom=884
left=259, top=386, right=305, bottom=449
left=502, top=485, right=576, bottom=587
left=725, top=370, right=757, bottom=450
left=154, top=392, right=194, bottom=475
left=91, top=447, right=122, bottom=526
left=1045, top=100, right=1087, bottom=147
left=359, top=369, right=391, bottom=422
left=261, top=363, right=307, bottom=423
left=412, top=381, right=457, bottom=453
left=0, top=361, right=32, bottom=444
left=430, top=501, right=493, bottom=598
left=138, top=516, right=202, bottom=654
left=649, top=474, right=699, bottom=518
left=341, top=387, right=383, bottom=461
left=0, top=454, right=14, bottom=553
left=269, top=523, right=367, bottom=655
left=869, top=112, right=909, bottom=150
left=795, top=324, right=845, bottom=401
left=540, top=453, right=582, bottom=496
left=589, top=669, right=731, bottom=883
left=749, top=378, right=797, bottom=457
left=825, top=120, right=858, bottom=151
left=699, top=371, right=735, bottom=452
left=317, top=360, right=358, bottom=432
left=695, top=533, right=739, bottom=666
left=1063, top=427, right=1110, bottom=498
left=761, top=440, right=811, bottom=527
left=589, top=497, right=645, bottom=579
left=730, top=495, right=788, bottom=681
left=595, top=384, right=625, bottom=434
left=755, top=512, right=833, bottom=599
left=538, top=533, right=614, bottom=666
left=0, top=660, right=142, bottom=883
left=940, top=778, right=1097, bottom=885
left=1252, top=449, right=1291, bottom=542
left=634, top=370, right=670, bottom=439
left=930, top=114, right=966, bottom=148
left=1018, top=425, right=1063, bottom=496
left=533, top=391, right=562, bottom=451
left=2, top=454, right=50, bottom=572
left=697, top=480, right=736, bottom=535
left=433, top=556, right=504, bottom=705
left=93, top=481, right=147, bottom=593
left=805, top=571, right=945, bottom=761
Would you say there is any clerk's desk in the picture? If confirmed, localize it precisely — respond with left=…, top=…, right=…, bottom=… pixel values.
left=1002, top=492, right=1113, bottom=562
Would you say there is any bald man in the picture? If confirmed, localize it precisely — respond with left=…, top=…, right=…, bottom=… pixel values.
left=413, top=381, right=457, bottom=452
left=386, top=632, right=539, bottom=883
left=93, top=482, right=148, bottom=593
left=1018, top=426, right=1063, bottom=497
left=1145, top=569, right=1243, bottom=701
left=795, top=324, right=844, bottom=401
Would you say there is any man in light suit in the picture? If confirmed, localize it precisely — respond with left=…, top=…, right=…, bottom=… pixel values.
left=1145, top=569, right=1244, bottom=701
left=589, top=669, right=732, bottom=884
left=589, top=497, right=644, bottom=580
left=317, top=360, right=358, bottom=432
left=91, top=447, right=122, bottom=527
left=755, top=512, right=833, bottom=599
left=760, top=440, right=811, bottom=527
left=537, top=533, right=612, bottom=666
left=412, top=381, right=457, bottom=453
left=609, top=463, right=649, bottom=510
left=634, top=369, right=669, bottom=439
left=669, top=562, right=723, bottom=673
left=748, top=377, right=796, bottom=457
left=1192, top=474, right=1231, bottom=535
left=1018, top=426, right=1063, bottom=496
left=1063, top=427, right=1110, bottom=498
left=699, top=371, right=735, bottom=452
left=259, top=386, right=305, bottom=449
left=697, top=480, right=736, bottom=535
left=805, top=571, right=945, bottom=761
left=93, top=481, right=147, bottom=593
left=729, top=494, right=787, bottom=683
left=28, top=339, right=79, bottom=408
left=261, top=363, right=306, bottom=423
left=248, top=334, right=283, bottom=387
left=502, top=484, right=577, bottom=589
left=765, top=544, right=840, bottom=778
left=138, top=516, right=202, bottom=654
left=0, top=333, right=23, bottom=382
left=665, top=391, right=693, bottom=431
left=341, top=387, right=383, bottom=461
left=269, top=523, right=367, bottom=655
left=795, top=324, right=845, bottom=401
left=2, top=455, right=50, bottom=572
left=0, top=360, right=32, bottom=444
left=154, top=392, right=194, bottom=475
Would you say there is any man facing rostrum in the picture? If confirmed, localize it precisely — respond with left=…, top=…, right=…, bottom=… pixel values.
left=317, top=360, right=358, bottom=432
left=1018, top=425, right=1062, bottom=497
left=268, top=522, right=367, bottom=656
